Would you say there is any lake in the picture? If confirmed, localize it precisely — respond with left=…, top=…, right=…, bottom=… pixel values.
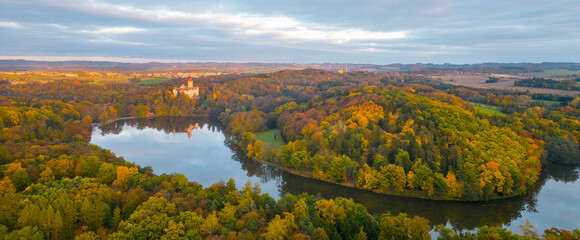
left=90, top=117, right=580, bottom=233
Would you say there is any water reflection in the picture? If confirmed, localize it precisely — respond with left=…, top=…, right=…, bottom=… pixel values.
left=92, top=117, right=282, bottom=197
left=544, top=164, right=579, bottom=183
left=234, top=148, right=535, bottom=230
left=91, top=117, right=580, bottom=232
left=97, top=117, right=222, bottom=137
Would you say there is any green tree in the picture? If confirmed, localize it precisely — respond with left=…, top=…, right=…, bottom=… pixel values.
left=8, top=164, right=30, bottom=191
left=395, top=149, right=412, bottom=172
left=39, top=205, right=63, bottom=240
left=378, top=213, right=430, bottom=240
left=380, top=164, right=407, bottom=193
left=545, top=136, right=580, bottom=165
left=77, top=156, right=101, bottom=178
left=354, top=227, right=368, bottom=240
left=137, top=105, right=150, bottom=117
left=1, top=191, right=21, bottom=228
left=74, top=231, right=99, bottom=240
left=97, top=162, right=117, bottom=185
left=0, top=145, right=13, bottom=164
left=162, top=220, right=185, bottom=240
left=6, top=226, right=45, bottom=240
left=80, top=198, right=108, bottom=232
left=38, top=167, right=56, bottom=183
left=313, top=227, right=330, bottom=240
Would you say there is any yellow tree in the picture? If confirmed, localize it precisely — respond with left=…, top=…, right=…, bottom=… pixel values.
left=445, top=171, right=464, bottom=199
left=113, top=166, right=139, bottom=191
left=201, top=211, right=222, bottom=237
left=478, top=161, right=505, bottom=194
left=262, top=213, right=298, bottom=240
left=406, top=171, right=415, bottom=190
left=315, top=199, right=346, bottom=224
left=356, top=164, right=380, bottom=190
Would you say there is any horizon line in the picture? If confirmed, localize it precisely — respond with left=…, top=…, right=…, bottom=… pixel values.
left=0, top=56, right=576, bottom=66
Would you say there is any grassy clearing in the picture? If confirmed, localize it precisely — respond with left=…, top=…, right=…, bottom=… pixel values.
left=137, top=78, right=172, bottom=85
left=469, top=102, right=507, bottom=117
left=255, top=129, right=285, bottom=149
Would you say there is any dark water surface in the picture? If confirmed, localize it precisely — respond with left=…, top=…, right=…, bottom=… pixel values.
left=90, top=117, right=580, bottom=233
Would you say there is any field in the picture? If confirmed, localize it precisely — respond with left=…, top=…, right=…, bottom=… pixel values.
left=1, top=72, right=131, bottom=84
left=469, top=102, right=507, bottom=117
left=432, top=74, right=580, bottom=96
left=137, top=78, right=172, bottom=85
left=517, top=69, right=580, bottom=78
left=255, top=129, right=285, bottom=149
left=242, top=66, right=299, bottom=74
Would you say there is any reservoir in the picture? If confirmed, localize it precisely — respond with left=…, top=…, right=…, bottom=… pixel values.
left=90, top=117, right=580, bottom=233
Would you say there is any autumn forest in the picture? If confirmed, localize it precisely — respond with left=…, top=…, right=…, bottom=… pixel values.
left=1, top=68, right=580, bottom=239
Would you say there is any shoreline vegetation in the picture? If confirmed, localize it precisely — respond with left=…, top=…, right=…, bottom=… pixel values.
left=224, top=129, right=470, bottom=201
left=226, top=86, right=543, bottom=202
left=0, top=68, right=579, bottom=238
left=243, top=149, right=462, bottom=201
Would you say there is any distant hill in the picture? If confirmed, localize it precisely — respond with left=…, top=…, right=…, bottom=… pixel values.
left=0, top=60, right=136, bottom=72
left=1, top=59, right=579, bottom=73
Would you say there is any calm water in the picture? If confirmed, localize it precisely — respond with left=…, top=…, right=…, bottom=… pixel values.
left=90, top=117, right=580, bottom=233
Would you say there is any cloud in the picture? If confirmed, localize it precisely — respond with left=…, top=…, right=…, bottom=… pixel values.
left=86, top=27, right=146, bottom=34
left=192, top=11, right=408, bottom=43
left=88, top=38, right=151, bottom=46
left=1, top=0, right=579, bottom=63
left=0, top=56, right=202, bottom=63
left=0, top=21, right=20, bottom=28
left=59, top=0, right=408, bottom=44
left=356, top=48, right=394, bottom=53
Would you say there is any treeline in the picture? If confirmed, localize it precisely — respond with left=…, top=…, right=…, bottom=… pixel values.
left=515, top=77, right=580, bottom=91
left=0, top=90, right=578, bottom=239
left=0, top=79, right=201, bottom=124
left=411, top=66, right=541, bottom=75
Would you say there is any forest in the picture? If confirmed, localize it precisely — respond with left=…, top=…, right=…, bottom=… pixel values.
left=0, top=69, right=579, bottom=239
left=514, top=77, right=580, bottom=91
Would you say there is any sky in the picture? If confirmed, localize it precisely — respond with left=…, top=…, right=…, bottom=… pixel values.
left=0, top=0, right=579, bottom=64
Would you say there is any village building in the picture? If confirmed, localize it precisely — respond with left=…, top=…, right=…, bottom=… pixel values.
left=173, top=77, right=199, bottom=98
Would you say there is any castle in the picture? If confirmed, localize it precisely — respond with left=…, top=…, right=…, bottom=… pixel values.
left=173, top=77, right=199, bottom=98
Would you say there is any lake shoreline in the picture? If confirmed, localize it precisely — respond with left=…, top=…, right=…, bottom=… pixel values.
left=99, top=115, right=523, bottom=202
left=245, top=150, right=520, bottom=203
left=90, top=116, right=580, bottom=232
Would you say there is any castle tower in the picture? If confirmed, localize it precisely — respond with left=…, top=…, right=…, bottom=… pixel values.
left=174, top=77, right=199, bottom=98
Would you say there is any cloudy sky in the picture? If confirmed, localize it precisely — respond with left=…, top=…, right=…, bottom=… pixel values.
left=0, top=0, right=578, bottom=64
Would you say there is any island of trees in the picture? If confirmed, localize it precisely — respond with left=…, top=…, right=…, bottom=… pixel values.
left=0, top=68, right=579, bottom=239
